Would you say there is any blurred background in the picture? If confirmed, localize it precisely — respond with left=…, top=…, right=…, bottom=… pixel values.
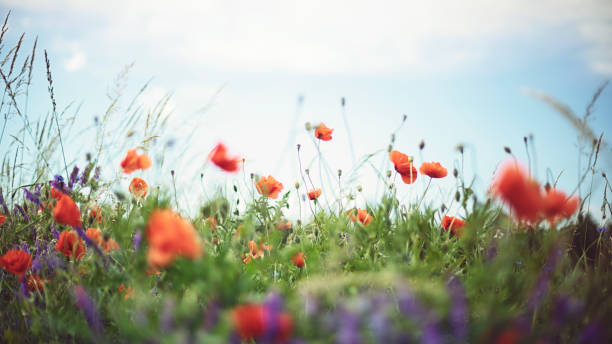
left=0, top=0, right=610, bottom=221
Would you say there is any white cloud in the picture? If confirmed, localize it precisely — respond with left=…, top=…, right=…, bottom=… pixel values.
left=3, top=0, right=612, bottom=75
left=63, top=48, right=86, bottom=72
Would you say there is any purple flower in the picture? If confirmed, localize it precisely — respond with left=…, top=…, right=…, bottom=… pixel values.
left=20, top=275, right=29, bottom=298
left=80, top=164, right=92, bottom=185
left=447, top=277, right=468, bottom=341
left=527, top=244, right=562, bottom=311
left=336, top=309, right=361, bottom=344
left=368, top=294, right=392, bottom=343
left=133, top=232, right=143, bottom=251
left=203, top=299, right=220, bottom=330
left=24, top=188, right=41, bottom=206
left=14, top=204, right=29, bottom=221
left=51, top=223, right=60, bottom=240
left=68, top=166, right=79, bottom=189
left=160, top=298, right=176, bottom=332
left=50, top=175, right=70, bottom=195
left=73, top=285, right=103, bottom=335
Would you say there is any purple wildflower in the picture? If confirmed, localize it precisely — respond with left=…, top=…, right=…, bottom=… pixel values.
left=51, top=223, right=60, bottom=240
left=336, top=309, right=361, bottom=344
left=447, top=277, right=468, bottom=341
left=368, top=294, right=392, bottom=343
left=160, top=298, right=176, bottom=332
left=80, top=164, right=92, bottom=185
left=93, top=167, right=101, bottom=180
left=203, top=299, right=220, bottom=330
left=527, top=244, right=562, bottom=311
left=20, top=275, right=29, bottom=298
left=68, top=166, right=79, bottom=189
left=133, top=232, right=143, bottom=251
left=50, top=175, right=70, bottom=195
left=74, top=285, right=103, bottom=335
left=24, top=188, right=41, bottom=206
left=14, top=204, right=29, bottom=221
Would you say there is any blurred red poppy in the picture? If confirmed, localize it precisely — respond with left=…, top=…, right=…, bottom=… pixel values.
left=314, top=123, right=333, bottom=141
left=419, top=162, right=447, bottom=178
left=442, top=216, right=466, bottom=237
left=542, top=188, right=579, bottom=225
left=0, top=250, right=32, bottom=274
left=120, top=149, right=152, bottom=174
left=308, top=189, right=322, bottom=200
left=492, top=161, right=543, bottom=223
left=292, top=252, right=305, bottom=268
left=209, top=142, right=241, bottom=172
left=56, top=230, right=86, bottom=259
left=129, top=177, right=148, bottom=198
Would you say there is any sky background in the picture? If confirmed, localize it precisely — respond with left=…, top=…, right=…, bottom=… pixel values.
left=0, top=1, right=611, bottom=223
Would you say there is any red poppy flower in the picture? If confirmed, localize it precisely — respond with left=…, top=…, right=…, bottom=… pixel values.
left=209, top=142, right=241, bottom=172
left=53, top=194, right=82, bottom=227
left=233, top=304, right=266, bottom=340
left=0, top=213, right=5, bottom=226
left=542, top=188, right=579, bottom=225
left=118, top=284, right=135, bottom=299
left=129, top=177, right=148, bottom=198
left=292, top=252, right=305, bottom=268
left=491, top=161, right=543, bottom=223
left=120, top=149, right=152, bottom=174
left=442, top=216, right=466, bottom=237
left=56, top=230, right=86, bottom=259
left=348, top=208, right=372, bottom=226
left=50, top=187, right=63, bottom=200
left=255, top=175, right=284, bottom=199
left=390, top=150, right=418, bottom=184
left=308, top=189, right=322, bottom=200
left=146, top=209, right=203, bottom=268
left=232, top=304, right=293, bottom=342
left=85, top=227, right=119, bottom=253
left=314, top=123, right=333, bottom=141
left=0, top=250, right=32, bottom=274
left=20, top=274, right=47, bottom=292
left=89, top=205, right=102, bottom=224
left=419, top=162, right=447, bottom=178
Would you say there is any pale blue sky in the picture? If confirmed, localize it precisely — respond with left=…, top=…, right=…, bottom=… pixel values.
left=1, top=1, right=610, bottom=222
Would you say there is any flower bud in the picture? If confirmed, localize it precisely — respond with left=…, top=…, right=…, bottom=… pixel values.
left=305, top=122, right=312, bottom=131
left=357, top=185, right=363, bottom=192
left=419, top=140, right=425, bottom=150
left=504, top=146, right=511, bottom=154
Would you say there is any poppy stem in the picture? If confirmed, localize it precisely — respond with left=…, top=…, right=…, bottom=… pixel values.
left=415, top=178, right=432, bottom=210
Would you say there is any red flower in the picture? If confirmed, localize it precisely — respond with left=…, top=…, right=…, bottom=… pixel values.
left=232, top=304, right=293, bottom=342
left=20, top=274, right=47, bottom=292
left=233, top=304, right=266, bottom=340
left=209, top=142, right=241, bottom=172
left=255, top=175, right=284, bottom=199
left=56, top=230, right=86, bottom=259
left=86, top=227, right=119, bottom=253
left=146, top=209, right=203, bottom=268
left=419, top=162, right=447, bottom=178
left=314, top=123, right=333, bottom=141
left=542, top=188, right=579, bottom=225
left=390, top=150, right=418, bottom=184
left=53, top=194, right=82, bottom=227
left=0, top=213, right=5, bottom=226
left=120, top=149, right=152, bottom=174
left=50, top=187, right=63, bottom=201
left=275, top=220, right=292, bottom=231
left=89, top=205, right=102, bottom=224
left=129, top=177, right=148, bottom=198
left=491, top=161, right=543, bottom=223
left=292, top=252, right=305, bottom=268
left=308, top=189, right=322, bottom=200
left=0, top=250, right=32, bottom=274
left=442, top=216, right=466, bottom=237
left=349, top=208, right=372, bottom=226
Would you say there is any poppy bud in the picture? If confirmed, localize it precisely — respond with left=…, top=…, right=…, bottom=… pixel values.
left=295, top=181, right=300, bottom=189
left=233, top=185, right=238, bottom=192
left=408, top=156, right=414, bottom=162
left=387, top=145, right=393, bottom=153
left=453, top=168, right=458, bottom=178
left=455, top=191, right=461, bottom=202
left=389, top=184, right=394, bottom=190
left=338, top=169, right=342, bottom=177
left=341, top=97, right=345, bottom=106
left=402, top=114, right=407, bottom=122
left=523, top=136, right=528, bottom=143
left=348, top=194, right=355, bottom=200
left=441, top=204, right=446, bottom=213
left=305, top=169, right=310, bottom=175
left=457, top=145, right=464, bottom=154
left=504, top=146, right=511, bottom=154
left=305, top=122, right=312, bottom=131
left=171, top=170, right=175, bottom=177
left=472, top=195, right=478, bottom=204
left=544, top=183, right=551, bottom=192
left=357, top=185, right=362, bottom=192
left=419, top=140, right=425, bottom=150
left=386, top=170, right=392, bottom=178
left=391, top=134, right=395, bottom=143
left=86, top=152, right=92, bottom=161
left=297, top=144, right=301, bottom=151
left=250, top=173, right=255, bottom=180
left=603, top=172, right=607, bottom=178
left=200, top=173, right=204, bottom=179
